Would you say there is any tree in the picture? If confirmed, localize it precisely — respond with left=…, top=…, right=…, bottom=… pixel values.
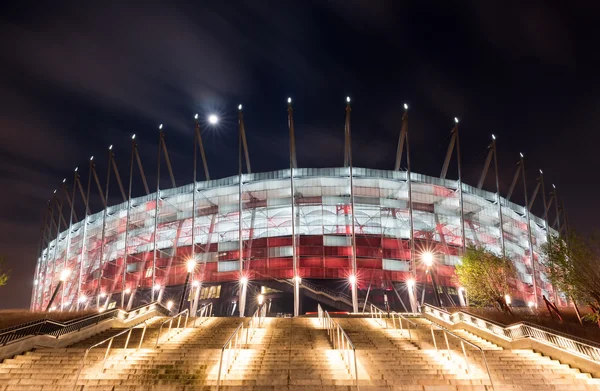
left=454, top=245, right=516, bottom=311
left=0, top=257, right=9, bottom=287
left=543, top=232, right=600, bottom=326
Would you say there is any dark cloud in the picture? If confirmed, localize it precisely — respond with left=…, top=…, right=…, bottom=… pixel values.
left=1, top=1, right=599, bottom=308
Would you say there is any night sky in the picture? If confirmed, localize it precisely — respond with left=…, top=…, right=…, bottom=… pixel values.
left=1, top=1, right=599, bottom=309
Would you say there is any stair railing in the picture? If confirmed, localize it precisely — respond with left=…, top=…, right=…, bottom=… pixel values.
left=423, top=303, right=600, bottom=363
left=246, top=305, right=266, bottom=344
left=216, top=321, right=245, bottom=390
left=216, top=306, right=266, bottom=390
left=369, top=304, right=420, bottom=344
left=193, top=303, right=213, bottom=327
left=154, top=309, right=189, bottom=347
left=317, top=304, right=359, bottom=390
left=72, top=319, right=150, bottom=391
left=0, top=302, right=162, bottom=346
left=427, top=320, right=495, bottom=391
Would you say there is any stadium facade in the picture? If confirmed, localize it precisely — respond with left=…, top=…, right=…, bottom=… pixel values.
left=31, top=102, right=565, bottom=316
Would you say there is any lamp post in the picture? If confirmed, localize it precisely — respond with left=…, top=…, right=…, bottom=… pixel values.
left=239, top=276, right=248, bottom=317
left=422, top=252, right=442, bottom=307
left=458, top=287, right=467, bottom=307
left=349, top=275, right=357, bottom=313
left=46, top=269, right=70, bottom=312
left=178, top=259, right=195, bottom=313
left=406, top=278, right=417, bottom=313
left=257, top=294, right=265, bottom=326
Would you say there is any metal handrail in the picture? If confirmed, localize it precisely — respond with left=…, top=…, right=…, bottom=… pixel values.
left=215, top=307, right=266, bottom=390
left=0, top=302, right=164, bottom=346
left=197, top=302, right=213, bottom=318
left=369, top=304, right=420, bottom=344
left=423, top=304, right=600, bottom=363
left=154, top=309, right=189, bottom=348
left=426, top=319, right=495, bottom=391
left=318, top=304, right=359, bottom=390
left=216, top=322, right=245, bottom=390
left=72, top=320, right=150, bottom=391
left=193, top=303, right=214, bottom=327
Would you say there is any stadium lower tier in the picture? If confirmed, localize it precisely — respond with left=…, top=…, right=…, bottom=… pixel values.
left=31, top=168, right=560, bottom=312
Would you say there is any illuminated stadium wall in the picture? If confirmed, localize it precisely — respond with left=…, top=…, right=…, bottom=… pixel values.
left=32, top=167, right=558, bottom=313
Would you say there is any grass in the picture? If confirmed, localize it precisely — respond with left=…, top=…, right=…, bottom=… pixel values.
left=0, top=309, right=97, bottom=330
left=444, top=306, right=600, bottom=344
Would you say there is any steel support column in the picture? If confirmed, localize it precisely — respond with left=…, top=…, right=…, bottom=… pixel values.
left=520, top=155, right=538, bottom=307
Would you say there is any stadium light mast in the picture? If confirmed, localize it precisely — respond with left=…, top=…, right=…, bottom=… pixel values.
left=288, top=97, right=300, bottom=317
left=394, top=103, right=417, bottom=312
left=237, top=105, right=251, bottom=317
left=345, top=96, right=359, bottom=313
left=519, top=153, right=538, bottom=308
left=62, top=167, right=80, bottom=311
left=478, top=134, right=505, bottom=257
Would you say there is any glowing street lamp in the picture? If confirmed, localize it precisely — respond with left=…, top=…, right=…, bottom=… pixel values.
left=60, top=269, right=71, bottom=282
left=124, top=288, right=131, bottom=295
left=257, top=294, right=264, bottom=306
left=179, top=258, right=197, bottom=312
left=422, top=252, right=434, bottom=268
left=166, top=300, right=174, bottom=311
left=240, top=276, right=248, bottom=286
left=422, top=251, right=441, bottom=307
left=208, top=114, right=219, bottom=125
left=45, top=269, right=71, bottom=312
left=349, top=275, right=357, bottom=286
left=153, top=284, right=162, bottom=292
left=187, top=259, right=196, bottom=273
left=406, top=278, right=415, bottom=288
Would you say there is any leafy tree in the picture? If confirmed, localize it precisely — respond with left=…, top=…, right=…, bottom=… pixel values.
left=543, top=232, right=600, bottom=326
left=454, top=245, right=516, bottom=311
left=0, top=257, right=9, bottom=287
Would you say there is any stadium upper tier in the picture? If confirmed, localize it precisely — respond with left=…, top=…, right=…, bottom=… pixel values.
left=33, top=167, right=557, bottom=311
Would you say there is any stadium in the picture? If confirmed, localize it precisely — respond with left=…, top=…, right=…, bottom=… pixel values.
left=30, top=103, right=563, bottom=317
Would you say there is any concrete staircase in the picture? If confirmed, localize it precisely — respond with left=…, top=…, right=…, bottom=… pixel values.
left=0, top=314, right=599, bottom=390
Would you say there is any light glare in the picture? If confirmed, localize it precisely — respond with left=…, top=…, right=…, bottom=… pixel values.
left=240, top=276, right=248, bottom=285
left=132, top=134, right=136, bottom=140
left=238, top=104, right=242, bottom=110
left=403, top=103, right=408, bottom=110
left=422, top=252, right=434, bottom=267
left=187, top=259, right=196, bottom=273
left=346, top=96, right=351, bottom=103
left=454, top=117, right=459, bottom=124
left=159, top=124, right=163, bottom=130
left=109, top=145, right=113, bottom=150
left=257, top=294, right=264, bottom=305
left=505, top=294, right=512, bottom=305
left=60, top=269, right=70, bottom=282
left=166, top=300, right=174, bottom=310
left=349, top=275, right=357, bottom=285
left=491, top=134, right=496, bottom=140
left=287, top=97, right=292, bottom=104
left=208, top=114, right=219, bottom=125
left=406, top=278, right=415, bottom=288
left=153, top=284, right=161, bottom=291
left=194, top=113, right=198, bottom=119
